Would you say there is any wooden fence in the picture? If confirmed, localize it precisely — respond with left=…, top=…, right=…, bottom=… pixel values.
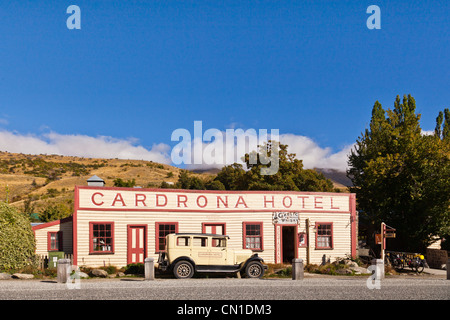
left=36, top=254, right=74, bottom=269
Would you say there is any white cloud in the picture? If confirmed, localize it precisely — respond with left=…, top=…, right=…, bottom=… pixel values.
left=0, top=130, right=171, bottom=164
left=280, top=134, right=353, bottom=171
left=0, top=129, right=352, bottom=172
left=179, top=129, right=352, bottom=172
left=421, top=130, right=434, bottom=136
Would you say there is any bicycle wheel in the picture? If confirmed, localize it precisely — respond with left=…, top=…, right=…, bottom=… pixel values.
left=395, top=259, right=404, bottom=271
left=415, top=261, right=424, bottom=273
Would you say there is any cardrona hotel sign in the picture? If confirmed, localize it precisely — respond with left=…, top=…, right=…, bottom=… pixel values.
left=77, top=187, right=351, bottom=214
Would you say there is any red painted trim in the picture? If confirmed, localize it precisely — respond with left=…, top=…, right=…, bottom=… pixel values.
left=47, top=232, right=51, bottom=251
left=279, top=224, right=298, bottom=262
left=73, top=186, right=79, bottom=266
left=31, top=216, right=73, bottom=231
left=274, top=224, right=299, bottom=262
left=242, top=222, right=264, bottom=251
left=315, top=222, right=334, bottom=249
left=155, top=222, right=179, bottom=253
left=89, top=221, right=115, bottom=254
left=127, top=225, right=147, bottom=265
left=274, top=225, right=279, bottom=263
left=47, top=231, right=63, bottom=251
left=350, top=194, right=357, bottom=258
left=76, top=185, right=351, bottom=197
left=201, top=223, right=226, bottom=235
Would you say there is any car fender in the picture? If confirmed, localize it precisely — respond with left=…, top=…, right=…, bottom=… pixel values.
left=240, top=254, right=265, bottom=271
left=170, top=256, right=197, bottom=271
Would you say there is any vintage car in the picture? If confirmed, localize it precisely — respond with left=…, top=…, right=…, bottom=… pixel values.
left=157, top=233, right=267, bottom=279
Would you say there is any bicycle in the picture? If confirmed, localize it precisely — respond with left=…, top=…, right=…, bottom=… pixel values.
left=387, top=252, right=404, bottom=271
left=404, top=254, right=425, bottom=273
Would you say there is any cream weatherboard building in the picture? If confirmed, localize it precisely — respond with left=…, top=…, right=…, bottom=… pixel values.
left=33, top=180, right=357, bottom=268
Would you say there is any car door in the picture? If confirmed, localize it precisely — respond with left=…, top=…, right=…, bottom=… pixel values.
left=208, top=237, right=228, bottom=266
left=193, top=236, right=210, bottom=265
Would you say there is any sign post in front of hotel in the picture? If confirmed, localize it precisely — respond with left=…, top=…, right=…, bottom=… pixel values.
left=381, top=222, right=386, bottom=261
left=378, top=222, right=396, bottom=261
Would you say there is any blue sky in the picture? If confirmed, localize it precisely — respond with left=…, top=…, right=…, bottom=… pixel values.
left=0, top=1, right=448, bottom=170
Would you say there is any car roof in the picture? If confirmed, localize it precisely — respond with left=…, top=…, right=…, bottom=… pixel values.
left=170, top=233, right=230, bottom=238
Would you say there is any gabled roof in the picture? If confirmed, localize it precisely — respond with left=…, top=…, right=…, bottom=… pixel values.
left=87, top=175, right=104, bottom=182
left=31, top=216, right=73, bottom=231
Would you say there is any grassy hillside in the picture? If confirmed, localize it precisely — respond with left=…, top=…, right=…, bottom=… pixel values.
left=0, top=151, right=196, bottom=215
left=0, top=151, right=349, bottom=218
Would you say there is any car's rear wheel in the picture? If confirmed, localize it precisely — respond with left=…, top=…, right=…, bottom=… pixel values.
left=173, top=260, right=194, bottom=279
left=245, top=261, right=264, bottom=279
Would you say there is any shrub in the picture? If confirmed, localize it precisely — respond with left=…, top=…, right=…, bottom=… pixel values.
left=0, top=202, right=36, bottom=271
left=102, top=265, right=118, bottom=274
left=124, top=263, right=144, bottom=275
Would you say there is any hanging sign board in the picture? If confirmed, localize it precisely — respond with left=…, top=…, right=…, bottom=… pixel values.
left=384, top=232, right=396, bottom=238
left=272, top=212, right=299, bottom=224
left=375, top=233, right=382, bottom=245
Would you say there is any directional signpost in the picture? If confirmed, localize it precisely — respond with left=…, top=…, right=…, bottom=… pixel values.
left=380, top=222, right=396, bottom=261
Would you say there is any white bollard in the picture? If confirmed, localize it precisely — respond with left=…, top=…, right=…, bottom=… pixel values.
left=57, top=259, right=71, bottom=283
left=292, top=258, right=304, bottom=280
left=145, top=257, right=155, bottom=281
left=371, top=259, right=385, bottom=280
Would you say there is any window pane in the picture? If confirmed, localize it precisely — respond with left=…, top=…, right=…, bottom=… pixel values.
left=193, top=237, right=207, bottom=247
left=158, top=223, right=177, bottom=251
left=177, top=237, right=190, bottom=246
left=244, top=223, right=262, bottom=250
left=92, top=223, right=113, bottom=252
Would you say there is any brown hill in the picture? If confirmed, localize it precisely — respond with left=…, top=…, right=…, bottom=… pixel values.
left=0, top=151, right=199, bottom=215
left=0, top=151, right=348, bottom=217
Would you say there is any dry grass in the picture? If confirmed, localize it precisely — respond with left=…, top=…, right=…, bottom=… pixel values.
left=0, top=151, right=210, bottom=213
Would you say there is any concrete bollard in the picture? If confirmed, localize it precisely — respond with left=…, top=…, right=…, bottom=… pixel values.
left=447, top=259, right=450, bottom=280
left=57, top=259, right=71, bottom=283
left=145, top=257, right=155, bottom=281
left=371, top=259, right=385, bottom=280
left=292, top=258, right=304, bottom=280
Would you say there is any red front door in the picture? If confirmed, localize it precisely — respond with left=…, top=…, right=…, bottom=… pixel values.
left=127, top=225, right=147, bottom=264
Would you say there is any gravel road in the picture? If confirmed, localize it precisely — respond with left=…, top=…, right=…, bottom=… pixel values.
left=0, top=276, right=448, bottom=300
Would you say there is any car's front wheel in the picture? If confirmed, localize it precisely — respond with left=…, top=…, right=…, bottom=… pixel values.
left=245, top=261, right=264, bottom=279
left=173, top=260, right=194, bottom=279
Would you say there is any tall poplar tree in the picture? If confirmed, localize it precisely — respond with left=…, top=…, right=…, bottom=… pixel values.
left=348, top=95, right=450, bottom=252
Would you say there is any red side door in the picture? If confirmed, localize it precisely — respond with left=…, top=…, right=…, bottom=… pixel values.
left=127, top=225, right=147, bottom=264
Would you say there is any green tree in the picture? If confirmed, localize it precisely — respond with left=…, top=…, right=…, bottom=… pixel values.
left=347, top=95, right=450, bottom=252
left=22, top=196, right=36, bottom=221
left=0, top=202, right=36, bottom=271
left=214, top=142, right=334, bottom=192
left=39, top=203, right=72, bottom=222
left=113, top=178, right=136, bottom=188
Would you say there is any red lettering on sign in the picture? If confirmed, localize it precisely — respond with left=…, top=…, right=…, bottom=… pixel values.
left=297, top=196, right=308, bottom=208
left=197, top=195, right=208, bottom=208
left=135, top=194, right=147, bottom=207
left=264, top=196, right=275, bottom=208
left=314, top=196, right=323, bottom=209
left=156, top=194, right=167, bottom=207
left=282, top=196, right=292, bottom=208
left=177, top=195, right=188, bottom=207
left=217, top=196, right=228, bottom=208
left=112, top=193, right=126, bottom=207
left=235, top=196, right=248, bottom=208
left=91, top=192, right=104, bottom=206
left=330, top=197, right=340, bottom=209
